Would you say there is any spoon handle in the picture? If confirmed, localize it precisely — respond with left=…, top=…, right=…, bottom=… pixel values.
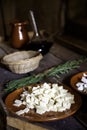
left=29, top=10, right=41, bottom=38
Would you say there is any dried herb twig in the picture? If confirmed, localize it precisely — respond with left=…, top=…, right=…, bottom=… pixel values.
left=5, top=56, right=87, bottom=93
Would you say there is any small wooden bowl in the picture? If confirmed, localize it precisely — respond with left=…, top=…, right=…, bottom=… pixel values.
left=5, top=83, right=82, bottom=122
left=70, top=71, right=87, bottom=95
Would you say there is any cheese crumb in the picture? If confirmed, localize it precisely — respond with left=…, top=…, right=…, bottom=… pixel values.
left=13, top=83, right=75, bottom=115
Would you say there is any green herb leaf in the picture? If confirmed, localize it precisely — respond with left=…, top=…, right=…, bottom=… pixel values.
left=5, top=56, right=87, bottom=93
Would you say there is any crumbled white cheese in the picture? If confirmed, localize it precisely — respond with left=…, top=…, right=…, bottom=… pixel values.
left=76, top=82, right=84, bottom=91
left=83, top=73, right=87, bottom=77
left=13, top=83, right=75, bottom=115
left=16, top=108, right=29, bottom=115
left=13, top=99, right=22, bottom=107
left=81, top=76, right=87, bottom=84
left=76, top=73, right=87, bottom=93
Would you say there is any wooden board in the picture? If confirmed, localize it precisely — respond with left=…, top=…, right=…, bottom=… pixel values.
left=7, top=117, right=48, bottom=130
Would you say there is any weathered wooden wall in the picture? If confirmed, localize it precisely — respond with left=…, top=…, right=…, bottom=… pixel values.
left=0, top=0, right=87, bottom=38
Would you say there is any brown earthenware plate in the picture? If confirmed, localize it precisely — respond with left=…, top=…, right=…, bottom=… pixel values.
left=5, top=84, right=82, bottom=122
left=70, top=71, right=87, bottom=95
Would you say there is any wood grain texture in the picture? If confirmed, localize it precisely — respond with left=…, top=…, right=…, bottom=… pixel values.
left=0, top=41, right=87, bottom=130
left=7, top=117, right=48, bottom=130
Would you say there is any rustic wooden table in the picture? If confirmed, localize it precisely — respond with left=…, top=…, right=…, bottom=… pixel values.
left=0, top=40, right=87, bottom=130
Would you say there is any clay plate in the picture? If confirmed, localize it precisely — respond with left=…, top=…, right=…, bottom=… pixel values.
left=70, top=71, right=87, bottom=95
left=5, top=84, right=82, bottom=122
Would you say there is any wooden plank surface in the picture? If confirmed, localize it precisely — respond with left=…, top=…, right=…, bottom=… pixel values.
left=55, top=35, right=87, bottom=55
left=7, top=117, right=49, bottom=130
left=0, top=41, right=87, bottom=130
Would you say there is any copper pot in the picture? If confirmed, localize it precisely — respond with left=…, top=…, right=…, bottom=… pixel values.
left=11, top=20, right=29, bottom=49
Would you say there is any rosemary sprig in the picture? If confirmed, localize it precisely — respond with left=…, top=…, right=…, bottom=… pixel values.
left=5, top=56, right=87, bottom=93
